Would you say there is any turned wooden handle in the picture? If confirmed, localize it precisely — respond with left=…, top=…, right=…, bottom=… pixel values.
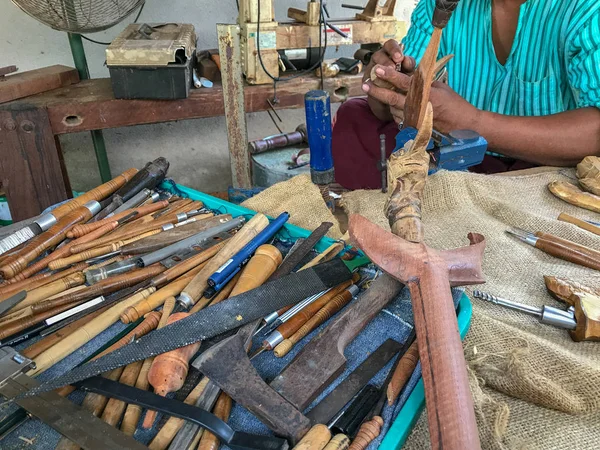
left=120, top=264, right=205, bottom=323
left=0, top=205, right=96, bottom=279
left=0, top=263, right=87, bottom=299
left=94, top=311, right=162, bottom=359
left=228, top=244, right=282, bottom=297
left=148, top=377, right=210, bottom=450
left=387, top=340, right=419, bottom=405
left=31, top=265, right=164, bottom=314
left=292, top=424, right=332, bottom=450
left=276, top=278, right=356, bottom=341
left=22, top=306, right=109, bottom=359
left=535, top=237, right=600, bottom=271
left=348, top=417, right=383, bottom=450
left=181, top=213, right=269, bottom=304
left=0, top=302, right=80, bottom=340
left=197, top=392, right=233, bottom=450
left=18, top=222, right=119, bottom=280
left=51, top=168, right=137, bottom=219
left=29, top=287, right=156, bottom=375
left=13, top=272, right=86, bottom=312
left=101, top=360, right=144, bottom=426
left=49, top=243, right=120, bottom=270
left=68, top=200, right=169, bottom=238
left=153, top=241, right=225, bottom=286
left=536, top=232, right=600, bottom=259
left=557, top=213, right=600, bottom=237
left=323, top=434, right=350, bottom=450
left=275, top=287, right=355, bottom=357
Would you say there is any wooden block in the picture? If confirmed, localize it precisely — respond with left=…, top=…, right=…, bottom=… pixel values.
left=198, top=58, right=221, bottom=82
left=0, top=65, right=79, bottom=104
left=0, top=107, right=70, bottom=220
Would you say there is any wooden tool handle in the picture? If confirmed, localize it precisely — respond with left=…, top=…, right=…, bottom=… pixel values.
left=19, top=222, right=119, bottom=280
left=228, top=244, right=282, bottom=297
left=0, top=205, right=95, bottom=279
left=276, top=278, right=356, bottom=341
left=535, top=238, right=600, bottom=271
left=148, top=377, right=210, bottom=450
left=407, top=265, right=480, bottom=450
left=181, top=213, right=269, bottom=304
left=15, top=272, right=86, bottom=311
left=153, top=241, right=224, bottom=286
left=29, top=287, right=156, bottom=375
left=348, top=417, right=383, bottom=450
left=31, top=265, right=164, bottom=314
left=292, top=424, right=332, bottom=450
left=51, top=168, right=137, bottom=219
left=192, top=271, right=241, bottom=313
left=557, top=213, right=600, bottom=237
left=121, top=352, right=155, bottom=435
left=22, top=306, right=109, bottom=359
left=48, top=243, right=120, bottom=271
left=0, top=263, right=87, bottom=299
left=536, top=232, right=600, bottom=259
left=323, top=434, right=350, bottom=450
left=275, top=287, right=355, bottom=357
left=120, top=264, right=204, bottom=323
left=68, top=200, right=169, bottom=238
left=197, top=392, right=233, bottom=450
left=0, top=302, right=77, bottom=340
left=94, top=311, right=161, bottom=359
left=387, top=340, right=419, bottom=405
left=101, top=360, right=143, bottom=426
left=299, top=242, right=344, bottom=270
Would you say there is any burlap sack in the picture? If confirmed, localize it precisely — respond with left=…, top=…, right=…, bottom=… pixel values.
left=247, top=168, right=600, bottom=449
left=242, top=174, right=344, bottom=239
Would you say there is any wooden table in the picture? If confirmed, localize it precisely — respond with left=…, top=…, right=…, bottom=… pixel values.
left=0, top=73, right=363, bottom=221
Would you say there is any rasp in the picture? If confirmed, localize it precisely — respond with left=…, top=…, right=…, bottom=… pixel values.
left=22, top=259, right=351, bottom=396
left=306, top=338, right=401, bottom=425
left=0, top=291, right=26, bottom=317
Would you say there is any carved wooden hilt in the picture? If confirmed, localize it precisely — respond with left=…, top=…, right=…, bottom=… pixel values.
left=348, top=417, right=383, bottom=450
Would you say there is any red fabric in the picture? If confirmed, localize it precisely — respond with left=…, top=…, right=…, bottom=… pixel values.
left=331, top=98, right=538, bottom=189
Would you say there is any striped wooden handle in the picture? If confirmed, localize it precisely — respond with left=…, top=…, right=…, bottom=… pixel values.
left=1, top=205, right=95, bottom=279
left=197, top=392, right=233, bottom=450
left=182, top=213, right=269, bottom=304
left=348, top=417, right=383, bottom=450
left=148, top=377, right=210, bottom=450
left=152, top=241, right=225, bottom=286
left=14, top=272, right=86, bottom=312
left=68, top=200, right=169, bottom=238
left=29, top=287, right=156, bottom=375
left=0, top=263, right=87, bottom=299
left=17, top=222, right=119, bottom=280
left=274, top=288, right=355, bottom=357
left=387, top=340, right=419, bottom=405
left=31, top=265, right=164, bottom=314
left=323, top=434, right=350, bottom=450
left=120, top=264, right=205, bottom=323
left=50, top=168, right=137, bottom=219
left=48, top=243, right=120, bottom=271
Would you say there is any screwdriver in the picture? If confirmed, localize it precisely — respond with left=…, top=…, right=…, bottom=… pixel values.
left=473, top=290, right=576, bottom=330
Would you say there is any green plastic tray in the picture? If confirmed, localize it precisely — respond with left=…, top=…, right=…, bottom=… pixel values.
left=161, top=182, right=473, bottom=449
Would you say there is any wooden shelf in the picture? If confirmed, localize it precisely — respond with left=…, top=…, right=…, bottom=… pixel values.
left=3, top=74, right=364, bottom=135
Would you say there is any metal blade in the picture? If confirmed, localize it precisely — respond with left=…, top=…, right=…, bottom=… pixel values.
left=0, top=291, right=27, bottom=317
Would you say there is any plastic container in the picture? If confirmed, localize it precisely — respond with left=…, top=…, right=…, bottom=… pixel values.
left=161, top=181, right=473, bottom=448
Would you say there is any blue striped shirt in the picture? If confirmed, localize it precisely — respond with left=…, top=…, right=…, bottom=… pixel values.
left=402, top=0, right=600, bottom=117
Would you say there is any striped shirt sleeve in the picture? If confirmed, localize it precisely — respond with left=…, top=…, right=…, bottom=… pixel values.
left=401, top=0, right=435, bottom=64
left=566, top=6, right=600, bottom=109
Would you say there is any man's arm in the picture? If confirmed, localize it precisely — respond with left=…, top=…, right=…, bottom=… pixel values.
left=475, top=108, right=600, bottom=166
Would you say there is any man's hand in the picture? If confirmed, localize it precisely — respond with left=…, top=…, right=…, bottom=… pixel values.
left=362, top=64, right=482, bottom=134
left=363, top=40, right=416, bottom=122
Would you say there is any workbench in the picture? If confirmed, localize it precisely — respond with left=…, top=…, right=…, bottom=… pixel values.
left=0, top=73, right=363, bottom=222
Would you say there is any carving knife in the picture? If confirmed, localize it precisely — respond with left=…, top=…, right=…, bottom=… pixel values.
left=20, top=259, right=352, bottom=396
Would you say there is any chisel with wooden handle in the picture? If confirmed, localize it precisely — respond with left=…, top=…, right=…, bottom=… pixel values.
left=0, top=201, right=102, bottom=280
left=558, top=213, right=600, bottom=237
left=0, top=263, right=87, bottom=300
left=0, top=168, right=137, bottom=256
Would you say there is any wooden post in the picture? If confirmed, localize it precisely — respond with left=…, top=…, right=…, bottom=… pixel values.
left=0, top=106, right=70, bottom=221
left=218, top=24, right=252, bottom=188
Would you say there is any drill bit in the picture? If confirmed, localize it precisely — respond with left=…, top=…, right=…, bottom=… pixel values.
left=473, top=290, right=576, bottom=330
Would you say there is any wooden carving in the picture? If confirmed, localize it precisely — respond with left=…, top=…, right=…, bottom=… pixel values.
left=548, top=181, right=600, bottom=213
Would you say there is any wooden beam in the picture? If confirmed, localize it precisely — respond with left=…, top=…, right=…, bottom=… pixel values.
left=0, top=75, right=363, bottom=135
left=0, top=65, right=79, bottom=105
left=0, top=107, right=70, bottom=221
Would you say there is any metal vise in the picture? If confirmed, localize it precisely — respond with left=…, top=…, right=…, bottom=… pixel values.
left=394, top=127, right=487, bottom=173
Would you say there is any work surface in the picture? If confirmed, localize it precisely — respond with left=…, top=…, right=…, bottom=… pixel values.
left=241, top=169, right=600, bottom=449
left=2, top=75, right=362, bottom=135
